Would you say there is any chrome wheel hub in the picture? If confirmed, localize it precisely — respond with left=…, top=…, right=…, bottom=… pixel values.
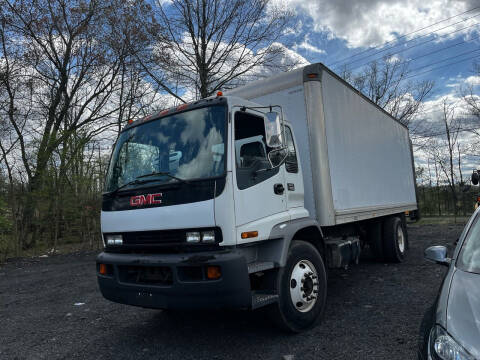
left=397, top=226, right=405, bottom=253
left=289, top=260, right=319, bottom=313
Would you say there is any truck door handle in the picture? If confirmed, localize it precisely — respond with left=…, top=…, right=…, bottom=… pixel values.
left=274, top=183, right=285, bottom=195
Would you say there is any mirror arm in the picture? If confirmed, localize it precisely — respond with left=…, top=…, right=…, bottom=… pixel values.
left=439, top=258, right=452, bottom=266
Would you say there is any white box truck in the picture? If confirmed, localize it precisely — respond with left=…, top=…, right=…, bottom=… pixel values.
left=97, top=63, right=417, bottom=332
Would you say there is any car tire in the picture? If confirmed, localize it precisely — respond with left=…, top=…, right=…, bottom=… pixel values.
left=367, top=221, right=384, bottom=262
left=383, top=216, right=406, bottom=263
left=268, top=240, right=327, bottom=333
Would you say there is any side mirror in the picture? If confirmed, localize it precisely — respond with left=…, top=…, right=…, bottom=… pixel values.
left=265, top=111, right=283, bottom=148
left=472, top=171, right=479, bottom=185
left=424, top=245, right=451, bottom=266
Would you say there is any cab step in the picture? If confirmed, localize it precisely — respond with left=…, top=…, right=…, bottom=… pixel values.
left=251, top=291, right=278, bottom=309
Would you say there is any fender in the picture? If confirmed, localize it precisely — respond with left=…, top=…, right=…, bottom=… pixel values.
left=252, top=217, right=324, bottom=267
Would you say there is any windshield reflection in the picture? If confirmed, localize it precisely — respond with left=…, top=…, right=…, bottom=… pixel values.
left=105, top=105, right=227, bottom=192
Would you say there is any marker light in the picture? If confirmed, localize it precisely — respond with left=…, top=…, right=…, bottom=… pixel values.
left=99, top=263, right=108, bottom=275
left=128, top=119, right=134, bottom=124
left=241, top=231, right=258, bottom=239
left=206, top=266, right=221, bottom=280
left=307, top=73, right=318, bottom=79
left=186, top=232, right=201, bottom=243
left=105, top=234, right=123, bottom=245
left=217, top=91, right=223, bottom=97
left=202, top=231, right=215, bottom=243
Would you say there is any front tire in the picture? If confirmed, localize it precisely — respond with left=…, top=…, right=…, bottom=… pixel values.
left=269, top=240, right=327, bottom=332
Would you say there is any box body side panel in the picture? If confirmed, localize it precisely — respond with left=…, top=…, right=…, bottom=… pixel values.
left=321, top=71, right=417, bottom=215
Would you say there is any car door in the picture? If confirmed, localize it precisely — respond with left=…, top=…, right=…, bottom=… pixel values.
left=232, top=109, right=289, bottom=243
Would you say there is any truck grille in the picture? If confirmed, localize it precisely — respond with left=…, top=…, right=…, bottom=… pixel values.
left=122, top=230, right=186, bottom=245
left=103, top=228, right=223, bottom=253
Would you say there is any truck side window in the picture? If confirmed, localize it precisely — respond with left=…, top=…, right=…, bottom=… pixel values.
left=285, top=126, right=298, bottom=173
left=234, top=111, right=279, bottom=190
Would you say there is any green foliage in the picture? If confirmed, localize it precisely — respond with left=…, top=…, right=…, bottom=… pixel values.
left=0, top=196, right=11, bottom=232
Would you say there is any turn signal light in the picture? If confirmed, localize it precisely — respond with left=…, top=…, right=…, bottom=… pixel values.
left=206, top=266, right=221, bottom=279
left=241, top=231, right=258, bottom=239
left=99, top=263, right=107, bottom=275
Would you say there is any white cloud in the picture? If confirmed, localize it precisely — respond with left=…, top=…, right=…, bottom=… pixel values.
left=270, top=0, right=479, bottom=48
left=294, top=37, right=326, bottom=55
left=465, top=75, right=480, bottom=86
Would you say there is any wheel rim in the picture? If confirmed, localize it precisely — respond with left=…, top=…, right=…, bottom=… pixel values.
left=397, top=225, right=405, bottom=253
left=289, top=260, right=319, bottom=313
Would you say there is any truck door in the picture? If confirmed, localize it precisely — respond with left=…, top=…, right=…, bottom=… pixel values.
left=233, top=110, right=289, bottom=243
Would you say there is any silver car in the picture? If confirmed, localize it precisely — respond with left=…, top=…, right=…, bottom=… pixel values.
left=419, top=209, right=480, bottom=360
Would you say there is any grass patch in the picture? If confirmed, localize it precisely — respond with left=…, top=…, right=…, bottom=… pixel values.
left=409, top=216, right=470, bottom=226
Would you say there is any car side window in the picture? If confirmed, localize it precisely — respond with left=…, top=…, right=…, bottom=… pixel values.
left=234, top=111, right=279, bottom=190
left=285, top=126, right=298, bottom=173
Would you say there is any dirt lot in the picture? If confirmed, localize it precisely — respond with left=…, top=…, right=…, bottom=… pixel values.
left=0, top=223, right=464, bottom=360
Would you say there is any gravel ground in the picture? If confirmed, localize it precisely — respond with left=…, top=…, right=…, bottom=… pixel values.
left=0, top=223, right=464, bottom=360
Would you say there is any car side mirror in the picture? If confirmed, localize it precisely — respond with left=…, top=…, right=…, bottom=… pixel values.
left=424, top=245, right=451, bottom=267
left=472, top=171, right=479, bottom=185
left=265, top=111, right=283, bottom=148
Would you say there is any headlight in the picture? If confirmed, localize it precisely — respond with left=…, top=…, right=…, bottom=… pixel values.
left=429, top=325, right=475, bottom=360
left=201, top=230, right=215, bottom=243
left=186, top=231, right=201, bottom=243
left=105, top=234, right=123, bottom=245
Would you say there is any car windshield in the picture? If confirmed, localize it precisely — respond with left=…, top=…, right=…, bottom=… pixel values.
left=105, top=105, right=227, bottom=192
left=457, top=213, right=480, bottom=274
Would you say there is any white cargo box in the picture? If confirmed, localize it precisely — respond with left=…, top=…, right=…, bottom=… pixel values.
left=227, top=63, right=417, bottom=226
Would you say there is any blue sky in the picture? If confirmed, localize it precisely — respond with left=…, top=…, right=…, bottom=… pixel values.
left=265, top=0, right=480, bottom=175
left=273, top=0, right=480, bottom=100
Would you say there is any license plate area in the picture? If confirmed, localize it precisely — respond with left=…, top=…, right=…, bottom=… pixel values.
left=118, top=265, right=173, bottom=285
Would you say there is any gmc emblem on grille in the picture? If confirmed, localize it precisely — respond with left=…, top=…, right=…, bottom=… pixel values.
left=130, top=193, right=162, bottom=207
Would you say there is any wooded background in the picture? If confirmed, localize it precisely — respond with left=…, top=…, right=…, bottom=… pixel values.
left=0, top=0, right=479, bottom=260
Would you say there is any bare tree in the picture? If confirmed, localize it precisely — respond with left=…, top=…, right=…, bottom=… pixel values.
left=0, top=0, right=131, bottom=248
left=426, top=99, right=464, bottom=218
left=133, top=0, right=295, bottom=101
left=462, top=62, right=480, bottom=121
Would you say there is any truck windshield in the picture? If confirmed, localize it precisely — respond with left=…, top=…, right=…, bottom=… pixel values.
left=105, top=105, right=227, bottom=193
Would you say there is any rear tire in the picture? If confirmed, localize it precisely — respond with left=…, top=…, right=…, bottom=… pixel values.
left=268, top=240, right=327, bottom=333
left=383, top=216, right=406, bottom=263
left=367, top=221, right=384, bottom=262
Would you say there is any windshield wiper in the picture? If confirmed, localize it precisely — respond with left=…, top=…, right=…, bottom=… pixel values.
left=104, top=178, right=162, bottom=197
left=104, top=172, right=188, bottom=197
left=136, top=171, right=189, bottom=184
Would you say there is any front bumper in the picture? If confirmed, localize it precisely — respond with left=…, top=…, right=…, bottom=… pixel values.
left=96, top=250, right=251, bottom=310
